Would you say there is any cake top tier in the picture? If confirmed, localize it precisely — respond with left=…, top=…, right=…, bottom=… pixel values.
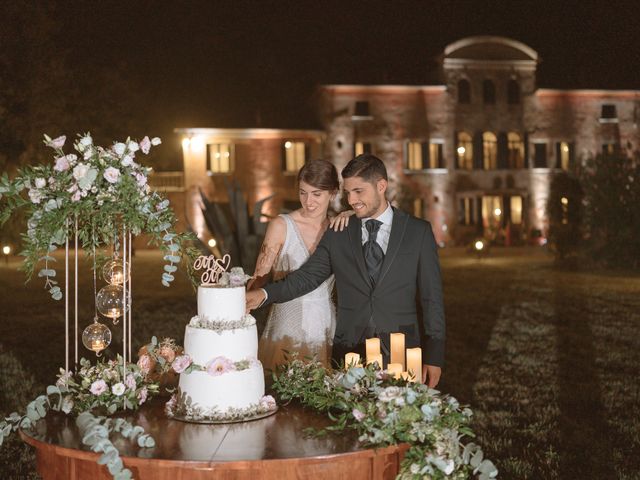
left=197, top=285, right=247, bottom=322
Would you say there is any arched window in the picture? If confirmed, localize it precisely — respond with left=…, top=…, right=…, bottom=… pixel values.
left=457, top=132, right=473, bottom=169
left=483, top=132, right=497, bottom=169
left=458, top=79, right=471, bottom=104
left=507, top=79, right=520, bottom=104
left=483, top=79, right=496, bottom=104
left=507, top=132, right=524, bottom=168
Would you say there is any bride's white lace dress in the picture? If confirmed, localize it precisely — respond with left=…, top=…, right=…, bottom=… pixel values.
left=259, top=214, right=336, bottom=371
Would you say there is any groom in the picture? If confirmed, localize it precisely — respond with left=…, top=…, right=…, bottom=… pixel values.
left=246, top=154, right=445, bottom=387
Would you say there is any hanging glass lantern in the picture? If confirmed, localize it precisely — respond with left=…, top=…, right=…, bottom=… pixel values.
left=96, top=284, right=125, bottom=323
left=102, top=259, right=127, bottom=285
left=82, top=319, right=112, bottom=356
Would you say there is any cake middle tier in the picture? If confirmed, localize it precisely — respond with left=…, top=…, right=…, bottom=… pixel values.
left=184, top=323, right=258, bottom=364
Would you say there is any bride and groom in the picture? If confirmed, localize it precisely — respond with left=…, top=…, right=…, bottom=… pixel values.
left=246, top=154, right=445, bottom=387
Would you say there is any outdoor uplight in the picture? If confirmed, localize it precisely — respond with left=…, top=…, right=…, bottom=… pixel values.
left=285, top=141, right=292, bottom=149
left=561, top=197, right=568, bottom=205
left=494, top=208, right=502, bottom=216
left=208, top=238, right=217, bottom=248
left=457, top=146, right=465, bottom=155
left=474, top=240, right=484, bottom=251
left=2, top=245, right=10, bottom=255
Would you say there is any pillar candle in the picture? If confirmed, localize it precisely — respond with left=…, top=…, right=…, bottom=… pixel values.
left=406, top=347, right=422, bottom=383
left=367, top=353, right=383, bottom=369
left=387, top=363, right=402, bottom=378
left=344, top=352, right=360, bottom=368
left=366, top=337, right=380, bottom=357
left=390, top=333, right=405, bottom=369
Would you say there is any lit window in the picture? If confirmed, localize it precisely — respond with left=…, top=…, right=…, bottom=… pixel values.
left=429, top=143, right=444, bottom=169
left=602, top=143, right=618, bottom=155
left=507, top=79, right=520, bottom=105
left=507, top=132, right=524, bottom=169
left=283, top=141, right=307, bottom=173
left=557, top=142, right=572, bottom=170
left=406, top=141, right=445, bottom=170
left=458, top=79, right=471, bottom=104
left=510, top=196, right=522, bottom=224
left=207, top=144, right=234, bottom=174
left=483, top=80, right=496, bottom=104
left=406, top=141, right=424, bottom=170
left=354, top=141, right=372, bottom=156
left=482, top=195, right=503, bottom=229
left=458, top=197, right=475, bottom=225
left=457, top=132, right=473, bottom=169
left=533, top=143, right=548, bottom=168
left=483, top=132, right=497, bottom=169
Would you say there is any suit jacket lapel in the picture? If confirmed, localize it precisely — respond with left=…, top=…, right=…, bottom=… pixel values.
left=348, top=217, right=372, bottom=288
left=375, top=207, right=408, bottom=290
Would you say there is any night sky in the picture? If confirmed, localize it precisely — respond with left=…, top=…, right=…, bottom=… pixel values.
left=24, top=1, right=640, bottom=166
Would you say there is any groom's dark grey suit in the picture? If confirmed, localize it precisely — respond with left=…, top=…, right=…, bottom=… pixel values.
left=263, top=207, right=445, bottom=367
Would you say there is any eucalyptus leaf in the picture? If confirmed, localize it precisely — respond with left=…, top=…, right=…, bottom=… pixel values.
left=163, top=265, right=177, bottom=273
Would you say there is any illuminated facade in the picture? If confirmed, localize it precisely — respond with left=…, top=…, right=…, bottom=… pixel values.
left=317, top=36, right=640, bottom=245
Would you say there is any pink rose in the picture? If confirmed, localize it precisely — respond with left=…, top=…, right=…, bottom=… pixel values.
left=54, top=156, right=69, bottom=172
left=139, top=136, right=151, bottom=154
left=47, top=135, right=66, bottom=149
left=259, top=395, right=277, bottom=410
left=171, top=354, right=192, bottom=373
left=138, top=354, right=152, bottom=375
left=206, top=356, right=235, bottom=376
left=103, top=167, right=120, bottom=184
left=352, top=408, right=366, bottom=422
left=137, top=386, right=148, bottom=404
left=90, top=379, right=108, bottom=395
left=125, top=374, right=136, bottom=390
left=71, top=190, right=82, bottom=202
left=135, top=173, right=147, bottom=187
left=159, top=345, right=176, bottom=363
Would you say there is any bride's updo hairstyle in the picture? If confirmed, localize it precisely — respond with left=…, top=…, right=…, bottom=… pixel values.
left=297, top=159, right=339, bottom=193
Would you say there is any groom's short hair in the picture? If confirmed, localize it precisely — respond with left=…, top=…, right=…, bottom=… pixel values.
left=342, top=154, right=388, bottom=183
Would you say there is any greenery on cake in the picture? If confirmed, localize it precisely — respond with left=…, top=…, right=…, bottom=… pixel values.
left=165, top=389, right=277, bottom=423
left=188, top=314, right=256, bottom=331
left=272, top=356, right=498, bottom=480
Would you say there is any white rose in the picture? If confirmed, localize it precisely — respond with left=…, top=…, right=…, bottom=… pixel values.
left=73, top=163, right=90, bottom=181
left=103, top=167, right=120, bottom=184
left=111, top=382, right=126, bottom=396
left=127, top=141, right=139, bottom=152
left=121, top=155, right=134, bottom=167
left=113, top=143, right=126, bottom=155
left=35, top=178, right=46, bottom=189
left=79, top=135, right=93, bottom=147
left=151, top=137, right=161, bottom=146
left=28, top=189, right=42, bottom=204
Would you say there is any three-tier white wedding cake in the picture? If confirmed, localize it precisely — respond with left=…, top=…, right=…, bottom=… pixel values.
left=166, top=265, right=276, bottom=423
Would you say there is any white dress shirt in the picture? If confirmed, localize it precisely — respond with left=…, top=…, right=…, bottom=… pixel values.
left=361, top=202, right=393, bottom=254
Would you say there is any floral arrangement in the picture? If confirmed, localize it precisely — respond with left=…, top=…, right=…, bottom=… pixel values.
left=56, top=355, right=159, bottom=415
left=170, top=354, right=260, bottom=375
left=0, top=354, right=158, bottom=479
left=0, top=133, right=196, bottom=300
left=218, top=266, right=252, bottom=287
left=272, top=357, right=498, bottom=480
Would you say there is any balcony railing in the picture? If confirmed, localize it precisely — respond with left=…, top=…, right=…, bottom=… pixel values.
left=148, top=172, right=184, bottom=192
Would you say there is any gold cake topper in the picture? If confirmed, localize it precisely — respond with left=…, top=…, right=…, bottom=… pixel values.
left=193, top=253, right=231, bottom=285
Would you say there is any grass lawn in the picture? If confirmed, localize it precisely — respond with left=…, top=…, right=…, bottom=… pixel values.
left=1, top=247, right=639, bottom=479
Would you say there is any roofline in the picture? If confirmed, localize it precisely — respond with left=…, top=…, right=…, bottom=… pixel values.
left=173, top=128, right=325, bottom=139
left=320, top=85, right=446, bottom=93
left=444, top=36, right=539, bottom=62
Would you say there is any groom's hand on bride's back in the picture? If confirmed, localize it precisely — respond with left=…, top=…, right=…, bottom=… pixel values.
left=246, top=289, right=266, bottom=313
left=423, top=365, right=441, bottom=388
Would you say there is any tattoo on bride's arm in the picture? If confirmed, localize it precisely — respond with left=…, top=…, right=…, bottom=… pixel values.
left=255, top=243, right=282, bottom=277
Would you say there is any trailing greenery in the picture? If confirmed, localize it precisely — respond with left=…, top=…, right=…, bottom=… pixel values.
left=0, top=133, right=197, bottom=300
left=272, top=357, right=498, bottom=479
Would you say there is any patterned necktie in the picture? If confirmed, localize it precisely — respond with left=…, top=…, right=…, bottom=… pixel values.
left=363, top=219, right=384, bottom=286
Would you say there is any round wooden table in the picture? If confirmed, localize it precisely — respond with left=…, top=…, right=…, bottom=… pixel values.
left=20, top=398, right=408, bottom=479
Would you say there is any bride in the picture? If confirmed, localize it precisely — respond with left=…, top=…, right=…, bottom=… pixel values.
left=248, top=159, right=350, bottom=371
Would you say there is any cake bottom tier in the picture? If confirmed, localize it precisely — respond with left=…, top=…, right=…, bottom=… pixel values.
left=177, top=365, right=265, bottom=412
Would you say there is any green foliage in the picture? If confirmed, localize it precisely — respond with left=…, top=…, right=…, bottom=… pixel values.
left=578, top=152, right=640, bottom=268
left=272, top=356, right=498, bottom=479
left=546, top=171, right=583, bottom=262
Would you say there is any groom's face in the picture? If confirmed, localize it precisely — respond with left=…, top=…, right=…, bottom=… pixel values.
left=343, top=176, right=387, bottom=219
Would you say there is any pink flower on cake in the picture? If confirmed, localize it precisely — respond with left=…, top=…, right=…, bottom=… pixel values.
left=259, top=395, right=277, bottom=410
left=137, top=354, right=152, bottom=375
left=172, top=354, right=192, bottom=373
left=90, top=379, right=108, bottom=395
left=206, top=356, right=235, bottom=376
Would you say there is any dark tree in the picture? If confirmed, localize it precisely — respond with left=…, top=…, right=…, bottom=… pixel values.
left=546, top=171, right=583, bottom=262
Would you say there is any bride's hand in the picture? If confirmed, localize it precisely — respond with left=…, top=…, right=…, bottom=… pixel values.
left=329, top=210, right=355, bottom=231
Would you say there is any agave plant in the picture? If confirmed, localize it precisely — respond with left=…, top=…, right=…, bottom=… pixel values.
left=196, top=179, right=273, bottom=272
